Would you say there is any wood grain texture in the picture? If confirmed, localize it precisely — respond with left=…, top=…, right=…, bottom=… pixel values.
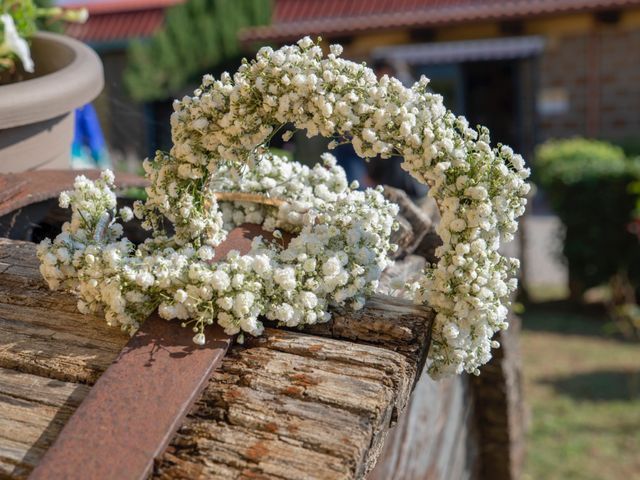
left=369, top=374, right=479, bottom=480
left=154, top=329, right=413, bottom=479
left=382, top=186, right=431, bottom=255
left=0, top=239, right=436, bottom=479
left=154, top=290, right=436, bottom=479
left=471, top=316, right=526, bottom=480
left=0, top=239, right=129, bottom=384
left=0, top=368, right=89, bottom=479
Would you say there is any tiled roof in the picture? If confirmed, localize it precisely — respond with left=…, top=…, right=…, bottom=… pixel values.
left=62, top=0, right=182, bottom=14
left=63, top=0, right=184, bottom=44
left=241, top=0, right=640, bottom=42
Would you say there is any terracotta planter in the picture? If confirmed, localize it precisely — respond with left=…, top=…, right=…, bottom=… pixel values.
left=0, top=32, right=104, bottom=173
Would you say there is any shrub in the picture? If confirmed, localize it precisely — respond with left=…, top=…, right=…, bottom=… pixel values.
left=535, top=138, right=640, bottom=299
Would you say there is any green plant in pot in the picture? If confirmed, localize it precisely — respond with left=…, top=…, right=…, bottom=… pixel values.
left=0, top=0, right=103, bottom=172
left=1, top=1, right=89, bottom=80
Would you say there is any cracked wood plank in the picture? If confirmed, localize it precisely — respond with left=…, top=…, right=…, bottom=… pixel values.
left=0, top=238, right=434, bottom=479
left=0, top=239, right=129, bottom=384
left=0, top=368, right=89, bottom=480
left=369, top=374, right=479, bottom=480
left=154, top=330, right=413, bottom=479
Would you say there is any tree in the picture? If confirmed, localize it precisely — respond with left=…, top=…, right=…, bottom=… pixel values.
left=124, top=0, right=271, bottom=102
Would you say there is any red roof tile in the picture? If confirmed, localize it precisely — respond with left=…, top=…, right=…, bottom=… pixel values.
left=63, top=0, right=184, bottom=44
left=63, top=0, right=182, bottom=14
left=241, top=0, right=640, bottom=42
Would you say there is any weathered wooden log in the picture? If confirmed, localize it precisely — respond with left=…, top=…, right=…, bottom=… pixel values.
left=0, top=238, right=436, bottom=479
left=382, top=186, right=442, bottom=262
left=0, top=169, right=527, bottom=480
left=0, top=368, right=88, bottom=479
left=471, top=316, right=527, bottom=480
left=369, top=374, right=480, bottom=480
left=389, top=215, right=416, bottom=259
left=383, top=186, right=432, bottom=259
left=414, top=230, right=443, bottom=264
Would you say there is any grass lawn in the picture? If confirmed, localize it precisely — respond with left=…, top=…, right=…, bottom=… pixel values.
left=521, top=304, right=640, bottom=480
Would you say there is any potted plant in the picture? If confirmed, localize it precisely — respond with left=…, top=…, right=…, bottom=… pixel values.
left=0, top=1, right=103, bottom=172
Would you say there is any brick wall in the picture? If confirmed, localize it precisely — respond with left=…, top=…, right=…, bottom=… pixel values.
left=599, top=29, right=640, bottom=141
left=538, top=28, right=640, bottom=143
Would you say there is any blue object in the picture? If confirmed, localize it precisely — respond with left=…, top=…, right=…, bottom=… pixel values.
left=71, top=104, right=111, bottom=169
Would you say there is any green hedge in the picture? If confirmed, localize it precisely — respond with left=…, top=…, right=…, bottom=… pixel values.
left=535, top=138, right=640, bottom=296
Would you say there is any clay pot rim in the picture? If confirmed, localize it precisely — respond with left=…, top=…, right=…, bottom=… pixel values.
left=0, top=32, right=104, bottom=130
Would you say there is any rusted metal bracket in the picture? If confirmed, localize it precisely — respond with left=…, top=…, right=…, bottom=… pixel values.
left=28, top=224, right=280, bottom=480
left=0, top=170, right=148, bottom=241
left=29, top=316, right=232, bottom=480
left=0, top=169, right=148, bottom=218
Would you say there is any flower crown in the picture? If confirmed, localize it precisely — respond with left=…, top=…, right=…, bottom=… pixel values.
left=38, top=37, right=530, bottom=378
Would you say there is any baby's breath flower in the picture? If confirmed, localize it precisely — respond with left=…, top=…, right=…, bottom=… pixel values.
left=37, top=37, right=528, bottom=379
left=119, top=207, right=134, bottom=222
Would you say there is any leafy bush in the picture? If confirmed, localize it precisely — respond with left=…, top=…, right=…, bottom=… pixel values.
left=124, top=0, right=271, bottom=102
left=535, top=138, right=640, bottom=298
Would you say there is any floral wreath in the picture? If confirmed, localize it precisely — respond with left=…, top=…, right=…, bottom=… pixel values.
left=38, top=37, right=529, bottom=378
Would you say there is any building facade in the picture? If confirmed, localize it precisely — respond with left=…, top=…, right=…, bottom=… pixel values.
left=241, top=0, right=640, bottom=159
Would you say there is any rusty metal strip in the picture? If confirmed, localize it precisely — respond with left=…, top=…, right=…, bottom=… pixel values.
left=0, top=175, right=27, bottom=205
left=29, top=224, right=275, bottom=480
left=0, top=169, right=148, bottom=217
left=29, top=317, right=232, bottom=480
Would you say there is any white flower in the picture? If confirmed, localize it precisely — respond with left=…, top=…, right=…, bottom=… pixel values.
left=197, top=245, right=215, bottom=261
left=136, top=272, right=154, bottom=289
left=322, top=257, right=341, bottom=277
left=100, top=170, right=115, bottom=186
left=118, top=207, right=134, bottom=222
left=274, top=267, right=296, bottom=292
left=351, top=297, right=365, bottom=310
left=174, top=289, right=188, bottom=303
left=59, top=192, right=71, bottom=209
left=233, top=292, right=255, bottom=316
left=275, top=303, right=294, bottom=323
left=252, top=254, right=271, bottom=276
left=465, top=186, right=488, bottom=201
left=231, top=274, right=245, bottom=289
left=298, top=36, right=313, bottom=49
left=449, top=219, right=467, bottom=232
left=1, top=14, right=34, bottom=73
left=298, top=291, right=318, bottom=309
left=211, top=270, right=230, bottom=291
left=239, top=315, right=261, bottom=334
left=302, top=258, right=316, bottom=272
left=216, top=296, right=233, bottom=310
left=329, top=44, right=343, bottom=56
